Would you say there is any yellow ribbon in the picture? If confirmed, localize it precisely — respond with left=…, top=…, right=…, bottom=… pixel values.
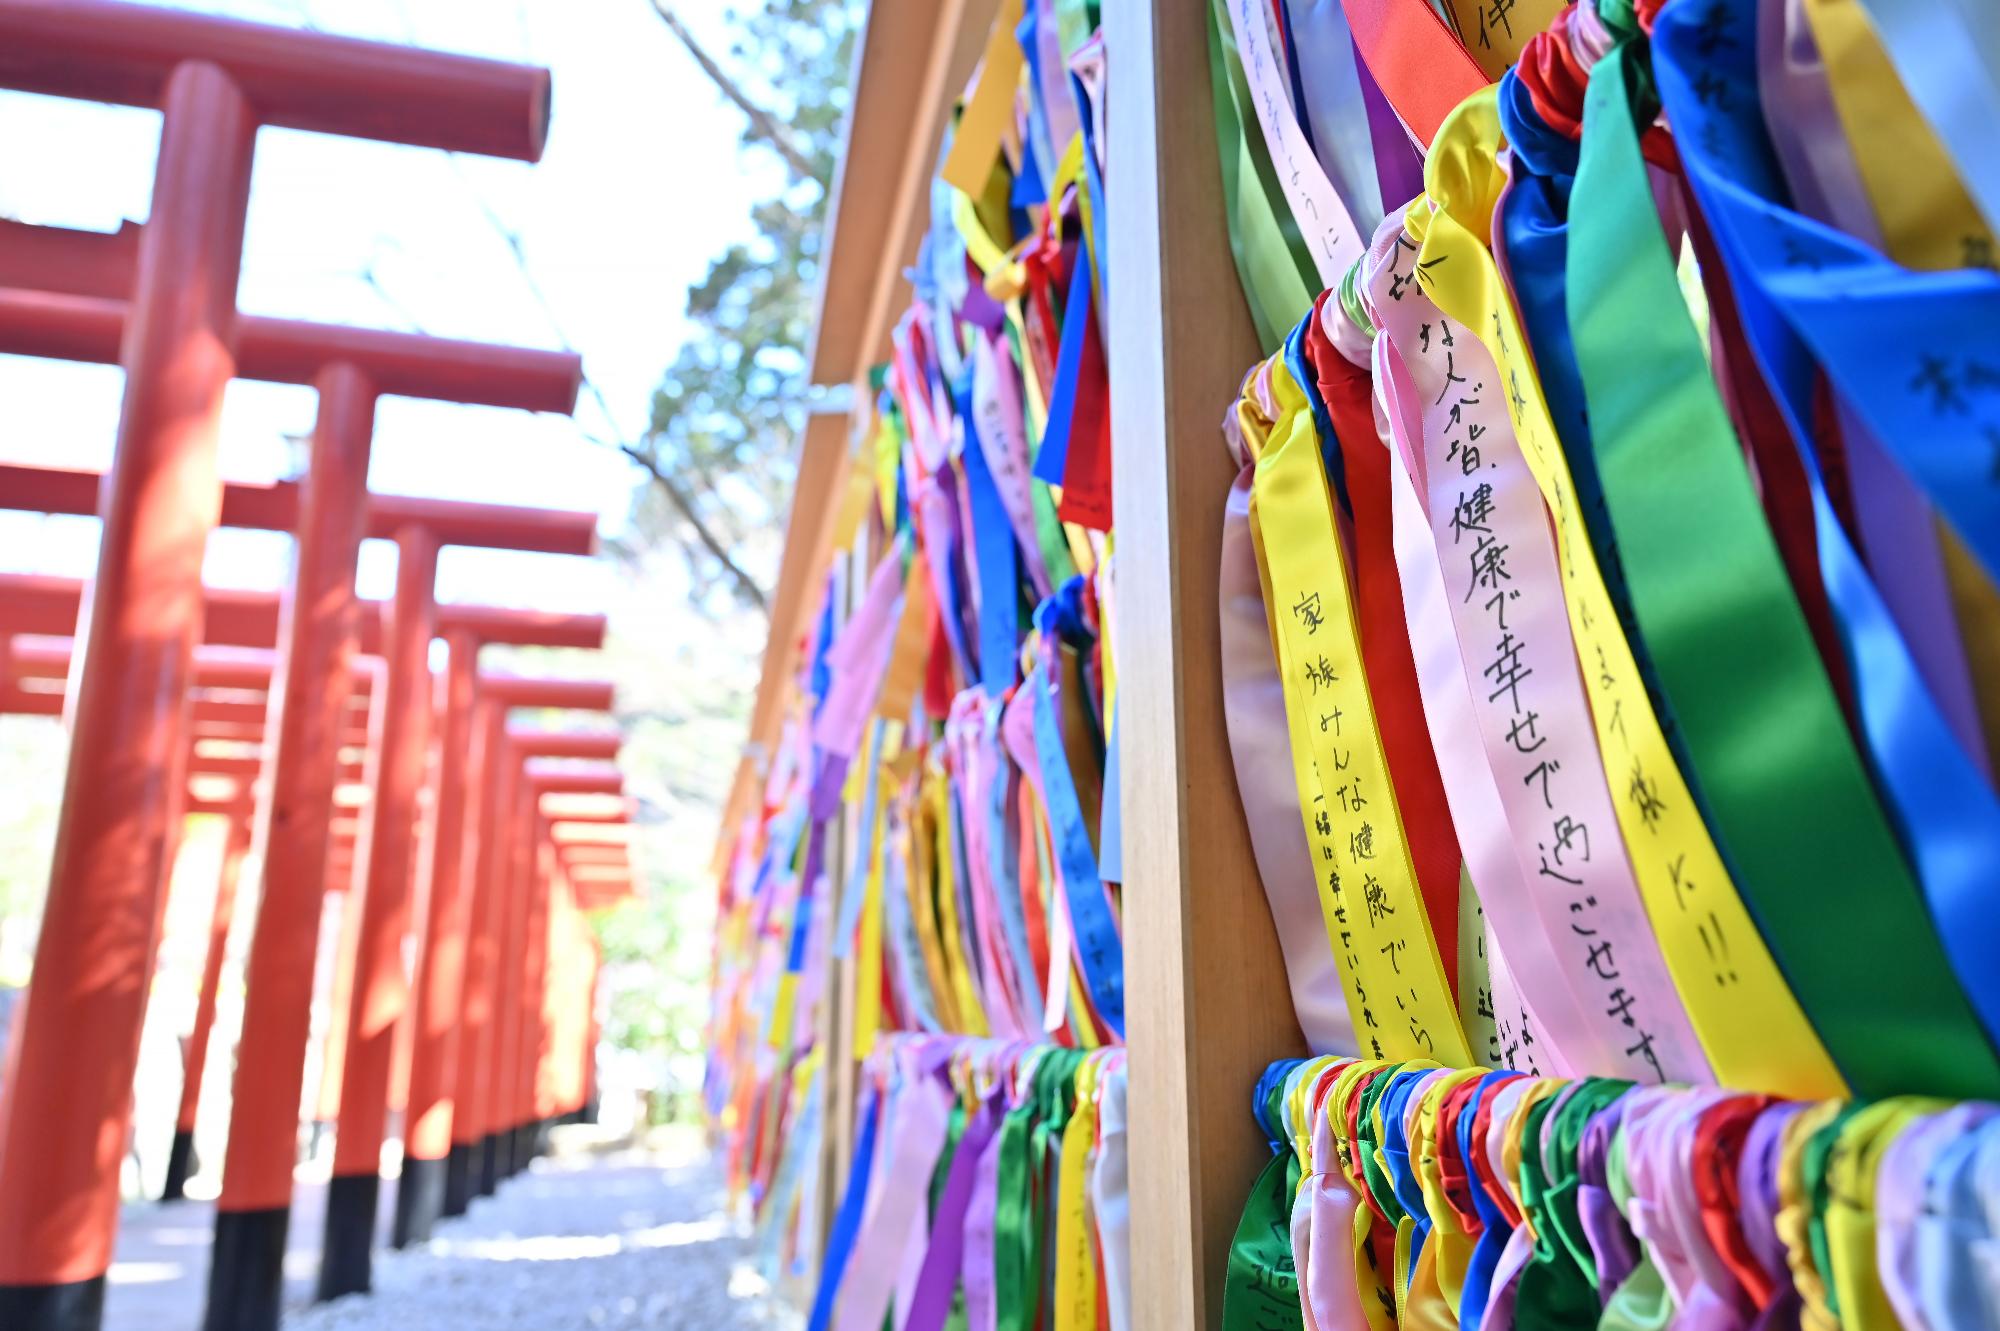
left=1371, top=1061, right=1442, bottom=1327
left=1053, top=1053, right=1102, bottom=1331
left=874, top=411, right=903, bottom=530
left=1249, top=356, right=1472, bottom=1067
left=941, top=0, right=1028, bottom=196
left=1776, top=1099, right=1846, bottom=1331
left=926, top=764, right=989, bottom=1035
left=904, top=783, right=962, bottom=1032
left=1439, top=0, right=1568, bottom=80
left=1409, top=1067, right=1488, bottom=1322
left=1825, top=1097, right=1943, bottom=1331
left=854, top=723, right=903, bottom=1057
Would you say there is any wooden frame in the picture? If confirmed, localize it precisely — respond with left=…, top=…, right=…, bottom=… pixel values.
left=710, top=0, right=1002, bottom=874
left=1103, top=0, right=1305, bottom=1323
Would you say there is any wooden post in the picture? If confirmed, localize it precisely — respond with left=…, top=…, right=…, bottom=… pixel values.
left=1103, top=0, right=1306, bottom=1325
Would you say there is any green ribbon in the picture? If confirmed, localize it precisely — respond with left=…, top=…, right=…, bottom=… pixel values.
left=1803, top=1100, right=1866, bottom=1320
left=1564, top=18, right=2000, bottom=1099
left=1222, top=1151, right=1306, bottom=1331
left=1515, top=1081, right=1625, bottom=1329
left=1354, top=1066, right=1407, bottom=1229
left=1542, top=1080, right=1628, bottom=1292
left=1204, top=0, right=1317, bottom=354
left=1222, top=1069, right=1306, bottom=1331
left=994, top=1049, right=1083, bottom=1331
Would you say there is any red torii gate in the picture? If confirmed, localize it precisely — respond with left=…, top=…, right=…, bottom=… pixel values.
left=488, top=759, right=629, bottom=1178
left=0, top=105, right=593, bottom=1331
left=441, top=702, right=624, bottom=1213
left=0, top=8, right=668, bottom=1327
left=6, top=561, right=613, bottom=1305
left=0, top=3, right=563, bottom=1314
left=0, top=612, right=617, bottom=1195
left=395, top=694, right=623, bottom=1242
left=3, top=668, right=637, bottom=1212
left=0, top=318, right=593, bottom=1225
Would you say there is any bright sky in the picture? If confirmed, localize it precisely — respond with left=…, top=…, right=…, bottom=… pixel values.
left=0, top=0, right=783, bottom=612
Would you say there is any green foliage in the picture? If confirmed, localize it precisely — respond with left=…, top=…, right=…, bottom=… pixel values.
left=626, top=0, right=863, bottom=613
left=594, top=889, right=705, bottom=1060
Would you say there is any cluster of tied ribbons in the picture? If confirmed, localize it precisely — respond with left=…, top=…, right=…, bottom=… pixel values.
left=1213, top=0, right=2000, bottom=1320
left=1227, top=1057, right=2000, bottom=1331
left=705, top=0, right=1136, bottom=1324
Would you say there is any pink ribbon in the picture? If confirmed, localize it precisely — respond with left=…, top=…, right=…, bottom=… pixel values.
left=1218, top=460, right=1360, bottom=1057
left=947, top=696, right=1033, bottom=1038
left=813, top=544, right=908, bottom=763
left=1626, top=1087, right=1746, bottom=1331
left=972, top=332, right=1055, bottom=601
left=833, top=1044, right=955, bottom=1331
left=1378, top=323, right=1567, bottom=1076
left=1304, top=1065, right=1375, bottom=1330
left=1366, top=210, right=1707, bottom=1085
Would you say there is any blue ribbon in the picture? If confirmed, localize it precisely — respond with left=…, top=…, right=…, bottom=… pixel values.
left=807, top=1078, right=882, bottom=1331
left=1252, top=1058, right=1306, bottom=1151
left=1281, top=309, right=1350, bottom=517
left=962, top=382, right=1023, bottom=696
left=808, top=587, right=835, bottom=710
left=1033, top=242, right=1097, bottom=487
left=1014, top=4, right=1053, bottom=207
left=1030, top=590, right=1124, bottom=1036
left=1652, top=0, right=2000, bottom=1050
left=1457, top=1070, right=1523, bottom=1331
left=1096, top=706, right=1124, bottom=884
left=1651, top=2, right=2000, bottom=585
left=1068, top=64, right=1111, bottom=311
left=1378, top=1068, right=1432, bottom=1275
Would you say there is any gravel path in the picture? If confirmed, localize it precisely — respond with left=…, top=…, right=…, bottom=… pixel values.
left=291, top=1142, right=803, bottom=1331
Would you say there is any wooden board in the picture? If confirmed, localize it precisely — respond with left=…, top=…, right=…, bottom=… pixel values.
left=1102, top=0, right=1309, bottom=1323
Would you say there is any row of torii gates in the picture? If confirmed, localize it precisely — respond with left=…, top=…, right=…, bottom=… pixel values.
left=0, top=5, right=649, bottom=1329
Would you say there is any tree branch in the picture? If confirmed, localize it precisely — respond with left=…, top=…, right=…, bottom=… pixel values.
left=611, top=434, right=772, bottom=617
left=648, top=0, right=822, bottom=184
